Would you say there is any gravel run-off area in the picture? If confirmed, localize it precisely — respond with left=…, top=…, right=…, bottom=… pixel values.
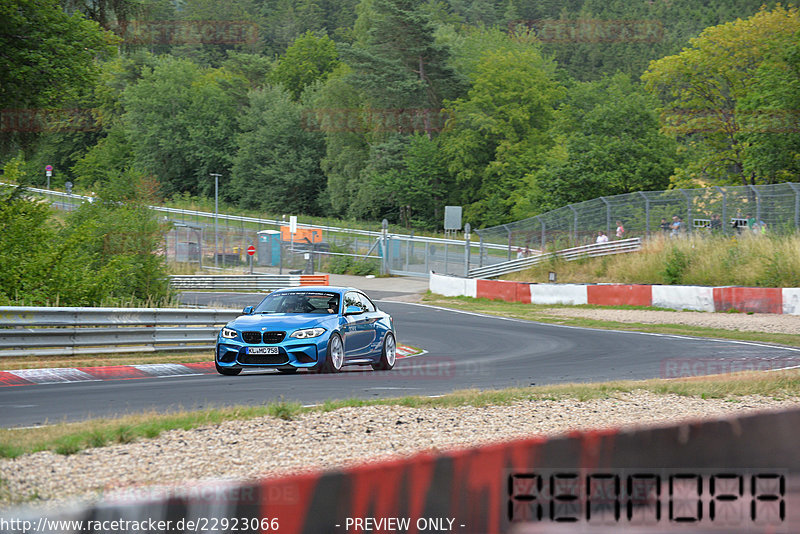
left=540, top=307, right=800, bottom=334
left=2, top=392, right=799, bottom=506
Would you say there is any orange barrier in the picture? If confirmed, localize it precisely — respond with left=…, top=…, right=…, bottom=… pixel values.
left=299, top=275, right=329, bottom=286
left=713, top=286, right=782, bottom=314
left=477, top=280, right=530, bottom=302
left=586, top=284, right=652, bottom=306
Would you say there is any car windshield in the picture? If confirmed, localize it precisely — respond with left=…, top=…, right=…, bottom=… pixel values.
left=254, top=291, right=340, bottom=315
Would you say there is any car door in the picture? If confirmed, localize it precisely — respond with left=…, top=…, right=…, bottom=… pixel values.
left=342, top=291, right=373, bottom=357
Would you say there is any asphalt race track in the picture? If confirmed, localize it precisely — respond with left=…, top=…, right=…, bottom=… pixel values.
left=1, top=299, right=798, bottom=427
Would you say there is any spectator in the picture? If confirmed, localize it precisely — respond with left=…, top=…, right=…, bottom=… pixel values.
left=596, top=230, right=609, bottom=243
left=746, top=214, right=757, bottom=232
left=660, top=217, right=671, bottom=234
left=516, top=247, right=524, bottom=259
left=615, top=220, right=625, bottom=239
left=710, top=213, right=722, bottom=232
left=670, top=215, right=682, bottom=237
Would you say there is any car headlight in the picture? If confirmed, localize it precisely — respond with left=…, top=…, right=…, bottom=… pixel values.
left=220, top=327, right=238, bottom=339
left=291, top=327, right=325, bottom=339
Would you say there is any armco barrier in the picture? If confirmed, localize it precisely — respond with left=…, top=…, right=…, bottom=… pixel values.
left=431, top=273, right=800, bottom=314
left=6, top=407, right=800, bottom=533
left=713, top=286, right=783, bottom=314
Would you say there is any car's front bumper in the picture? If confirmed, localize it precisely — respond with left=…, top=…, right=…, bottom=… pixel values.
left=215, top=337, right=323, bottom=369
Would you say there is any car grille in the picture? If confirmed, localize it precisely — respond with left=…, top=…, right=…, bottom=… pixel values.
left=239, top=354, right=288, bottom=365
left=242, top=331, right=262, bottom=344
left=263, top=331, right=286, bottom=344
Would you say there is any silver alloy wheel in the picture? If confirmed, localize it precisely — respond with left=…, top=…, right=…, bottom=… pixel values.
left=385, top=334, right=396, bottom=367
left=329, top=334, right=344, bottom=370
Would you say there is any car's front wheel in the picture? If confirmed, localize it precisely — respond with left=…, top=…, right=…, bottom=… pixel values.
left=372, top=333, right=396, bottom=371
left=215, top=361, right=242, bottom=376
left=318, top=333, right=344, bottom=373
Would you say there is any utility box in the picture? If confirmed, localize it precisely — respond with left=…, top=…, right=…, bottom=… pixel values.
left=257, top=230, right=281, bottom=266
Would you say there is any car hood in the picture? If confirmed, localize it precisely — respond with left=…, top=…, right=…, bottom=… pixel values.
left=227, top=314, right=332, bottom=331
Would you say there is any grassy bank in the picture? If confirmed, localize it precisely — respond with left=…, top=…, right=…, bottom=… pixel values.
left=505, top=233, right=800, bottom=287
left=2, top=369, right=799, bottom=458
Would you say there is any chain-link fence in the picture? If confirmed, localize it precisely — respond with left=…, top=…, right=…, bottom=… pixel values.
left=474, top=182, right=800, bottom=261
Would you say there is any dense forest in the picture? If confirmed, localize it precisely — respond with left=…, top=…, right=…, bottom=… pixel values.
left=3, top=0, right=799, bottom=231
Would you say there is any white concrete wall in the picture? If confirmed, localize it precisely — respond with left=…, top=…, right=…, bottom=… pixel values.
left=783, top=288, right=800, bottom=315
left=530, top=284, right=588, bottom=305
left=430, top=272, right=469, bottom=297
left=652, top=285, right=715, bottom=312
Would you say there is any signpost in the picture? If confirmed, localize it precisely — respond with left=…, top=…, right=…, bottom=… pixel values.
left=247, top=245, right=256, bottom=274
left=45, top=165, right=52, bottom=190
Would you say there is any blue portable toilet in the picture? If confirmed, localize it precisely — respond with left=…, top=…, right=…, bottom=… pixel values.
left=257, top=230, right=281, bottom=266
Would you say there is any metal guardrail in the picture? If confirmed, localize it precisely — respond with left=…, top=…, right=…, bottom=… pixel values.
left=468, top=237, right=642, bottom=279
left=0, top=307, right=241, bottom=357
left=168, top=274, right=329, bottom=291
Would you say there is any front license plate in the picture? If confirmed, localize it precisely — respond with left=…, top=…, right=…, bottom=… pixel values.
left=248, top=346, right=279, bottom=355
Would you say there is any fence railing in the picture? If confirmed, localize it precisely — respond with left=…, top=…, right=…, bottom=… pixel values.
left=475, top=182, right=800, bottom=255
left=468, top=238, right=642, bottom=279
left=0, top=307, right=241, bottom=357
left=168, top=274, right=329, bottom=291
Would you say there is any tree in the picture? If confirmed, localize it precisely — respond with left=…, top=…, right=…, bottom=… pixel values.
left=440, top=45, right=563, bottom=226
left=122, top=56, right=247, bottom=196
left=513, top=74, right=679, bottom=216
left=642, top=5, right=800, bottom=186
left=269, top=31, right=340, bottom=100
left=0, top=0, right=116, bottom=110
left=229, top=85, right=327, bottom=214
left=341, top=0, right=465, bottom=114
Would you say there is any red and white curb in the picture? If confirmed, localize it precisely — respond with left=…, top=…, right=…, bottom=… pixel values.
left=0, top=345, right=424, bottom=387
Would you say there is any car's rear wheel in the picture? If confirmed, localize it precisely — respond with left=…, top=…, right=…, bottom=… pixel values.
left=215, top=361, right=242, bottom=376
left=372, top=333, right=396, bottom=371
left=318, top=333, right=344, bottom=373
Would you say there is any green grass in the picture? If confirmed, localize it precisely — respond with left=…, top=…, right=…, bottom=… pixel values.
left=505, top=233, right=800, bottom=287
left=421, top=293, right=800, bottom=348
left=2, top=370, right=799, bottom=459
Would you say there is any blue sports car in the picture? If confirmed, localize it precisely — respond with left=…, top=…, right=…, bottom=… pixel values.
left=215, top=286, right=396, bottom=375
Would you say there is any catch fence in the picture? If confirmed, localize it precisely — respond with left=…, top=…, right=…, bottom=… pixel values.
left=474, top=182, right=800, bottom=256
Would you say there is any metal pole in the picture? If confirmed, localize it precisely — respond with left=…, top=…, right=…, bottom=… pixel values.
left=679, top=188, right=691, bottom=235
left=789, top=183, right=800, bottom=229
left=210, top=173, right=221, bottom=268
left=540, top=217, right=545, bottom=251
left=568, top=205, right=578, bottom=245
left=464, top=223, right=471, bottom=277
left=637, top=192, right=650, bottom=238
left=479, top=234, right=484, bottom=268
left=504, top=225, right=512, bottom=261
left=715, top=186, right=727, bottom=235
left=749, top=184, right=761, bottom=224
left=381, top=219, right=388, bottom=276
left=600, top=197, right=611, bottom=237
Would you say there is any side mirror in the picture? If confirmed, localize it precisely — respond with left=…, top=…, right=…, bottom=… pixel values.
left=242, top=306, right=255, bottom=315
left=344, top=305, right=363, bottom=316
